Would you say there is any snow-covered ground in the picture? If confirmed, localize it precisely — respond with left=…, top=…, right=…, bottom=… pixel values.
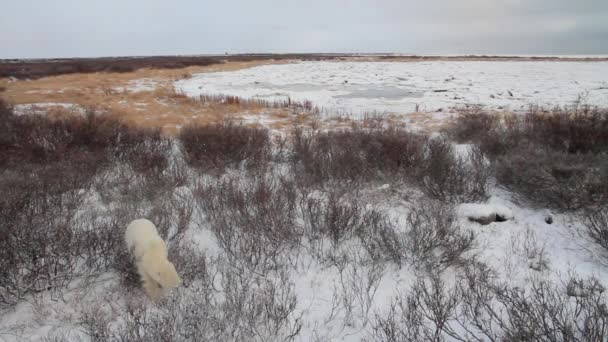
left=176, top=61, right=608, bottom=114
left=3, top=61, right=608, bottom=341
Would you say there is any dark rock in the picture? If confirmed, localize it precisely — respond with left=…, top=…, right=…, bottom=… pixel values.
left=468, top=213, right=497, bottom=225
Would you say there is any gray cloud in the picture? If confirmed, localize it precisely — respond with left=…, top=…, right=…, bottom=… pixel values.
left=0, top=0, right=606, bottom=58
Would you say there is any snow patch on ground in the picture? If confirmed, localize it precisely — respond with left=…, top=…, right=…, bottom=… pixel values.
left=13, top=102, right=86, bottom=116
left=113, top=78, right=160, bottom=93
left=175, top=61, right=608, bottom=115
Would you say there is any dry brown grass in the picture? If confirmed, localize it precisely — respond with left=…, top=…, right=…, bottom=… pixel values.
left=0, top=58, right=450, bottom=134
left=0, top=60, right=323, bottom=135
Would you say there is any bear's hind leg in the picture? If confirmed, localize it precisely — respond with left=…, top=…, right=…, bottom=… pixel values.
left=139, top=265, right=163, bottom=301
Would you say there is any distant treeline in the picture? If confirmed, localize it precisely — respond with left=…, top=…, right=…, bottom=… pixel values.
left=1, top=53, right=606, bottom=79
left=0, top=54, right=349, bottom=79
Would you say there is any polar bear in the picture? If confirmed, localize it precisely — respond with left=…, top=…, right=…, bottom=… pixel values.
left=125, top=219, right=181, bottom=300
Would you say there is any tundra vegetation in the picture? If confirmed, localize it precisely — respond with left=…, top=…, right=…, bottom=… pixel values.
left=0, top=97, right=607, bottom=341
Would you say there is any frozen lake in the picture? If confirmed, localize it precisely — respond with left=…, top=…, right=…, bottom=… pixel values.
left=176, top=61, right=608, bottom=114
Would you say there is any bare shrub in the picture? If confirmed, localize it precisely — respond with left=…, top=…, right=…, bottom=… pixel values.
left=301, top=193, right=364, bottom=245
left=448, top=106, right=608, bottom=209
left=370, top=273, right=459, bottom=342
left=166, top=240, right=212, bottom=288
left=195, top=175, right=300, bottom=274
left=448, top=107, right=608, bottom=157
left=419, top=138, right=491, bottom=204
left=458, top=268, right=608, bottom=341
left=523, top=106, right=608, bottom=154
left=0, top=178, right=128, bottom=306
left=447, top=108, right=501, bottom=144
left=75, top=261, right=302, bottom=342
left=496, top=146, right=607, bottom=210
left=0, top=99, right=13, bottom=155
left=1, top=107, right=172, bottom=192
left=334, top=254, right=385, bottom=330
left=0, top=188, right=83, bottom=305
left=180, top=121, right=271, bottom=172
left=584, top=207, right=608, bottom=252
left=361, top=200, right=474, bottom=270
left=371, top=262, right=608, bottom=342
left=291, top=126, right=427, bottom=186
left=112, top=128, right=172, bottom=178
left=404, top=201, right=475, bottom=270
left=298, top=191, right=398, bottom=267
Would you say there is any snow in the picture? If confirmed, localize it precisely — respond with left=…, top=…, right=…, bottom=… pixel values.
left=113, top=78, right=160, bottom=93
left=4, top=60, right=608, bottom=341
left=3, top=167, right=608, bottom=342
left=458, top=203, right=498, bottom=220
left=13, top=102, right=86, bottom=116
left=175, top=61, right=608, bottom=115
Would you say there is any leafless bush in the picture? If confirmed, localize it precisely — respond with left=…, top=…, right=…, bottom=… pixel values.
left=180, top=121, right=271, bottom=172
left=419, top=138, right=491, bottom=204
left=301, top=193, right=364, bottom=245
left=584, top=207, right=608, bottom=252
left=404, top=201, right=475, bottom=270
left=523, top=106, right=608, bottom=154
left=0, top=99, right=13, bottom=154
left=370, top=273, right=459, bottom=342
left=448, top=107, right=608, bottom=209
left=195, top=175, right=300, bottom=274
left=447, top=108, right=501, bottom=144
left=370, top=262, right=608, bottom=342
left=458, top=267, right=608, bottom=341
left=334, top=253, right=385, bottom=331
left=1, top=106, right=172, bottom=193
left=448, top=106, right=608, bottom=157
left=0, top=178, right=128, bottom=306
left=361, top=200, right=474, bottom=270
left=112, top=128, right=172, bottom=178
left=73, top=261, right=302, bottom=342
left=0, top=187, right=83, bottom=305
left=496, top=146, right=607, bottom=210
left=299, top=191, right=397, bottom=267
left=291, top=126, right=427, bottom=186
left=167, top=241, right=211, bottom=287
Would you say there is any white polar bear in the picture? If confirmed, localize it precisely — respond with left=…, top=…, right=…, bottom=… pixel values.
left=125, top=219, right=181, bottom=300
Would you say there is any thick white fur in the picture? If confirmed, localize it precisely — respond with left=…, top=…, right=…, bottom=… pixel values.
left=125, top=219, right=181, bottom=300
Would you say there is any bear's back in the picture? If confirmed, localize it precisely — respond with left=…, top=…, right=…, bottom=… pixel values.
left=125, top=219, right=164, bottom=259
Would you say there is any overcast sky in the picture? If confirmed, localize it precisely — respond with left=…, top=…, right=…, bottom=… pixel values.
left=1, top=0, right=607, bottom=58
